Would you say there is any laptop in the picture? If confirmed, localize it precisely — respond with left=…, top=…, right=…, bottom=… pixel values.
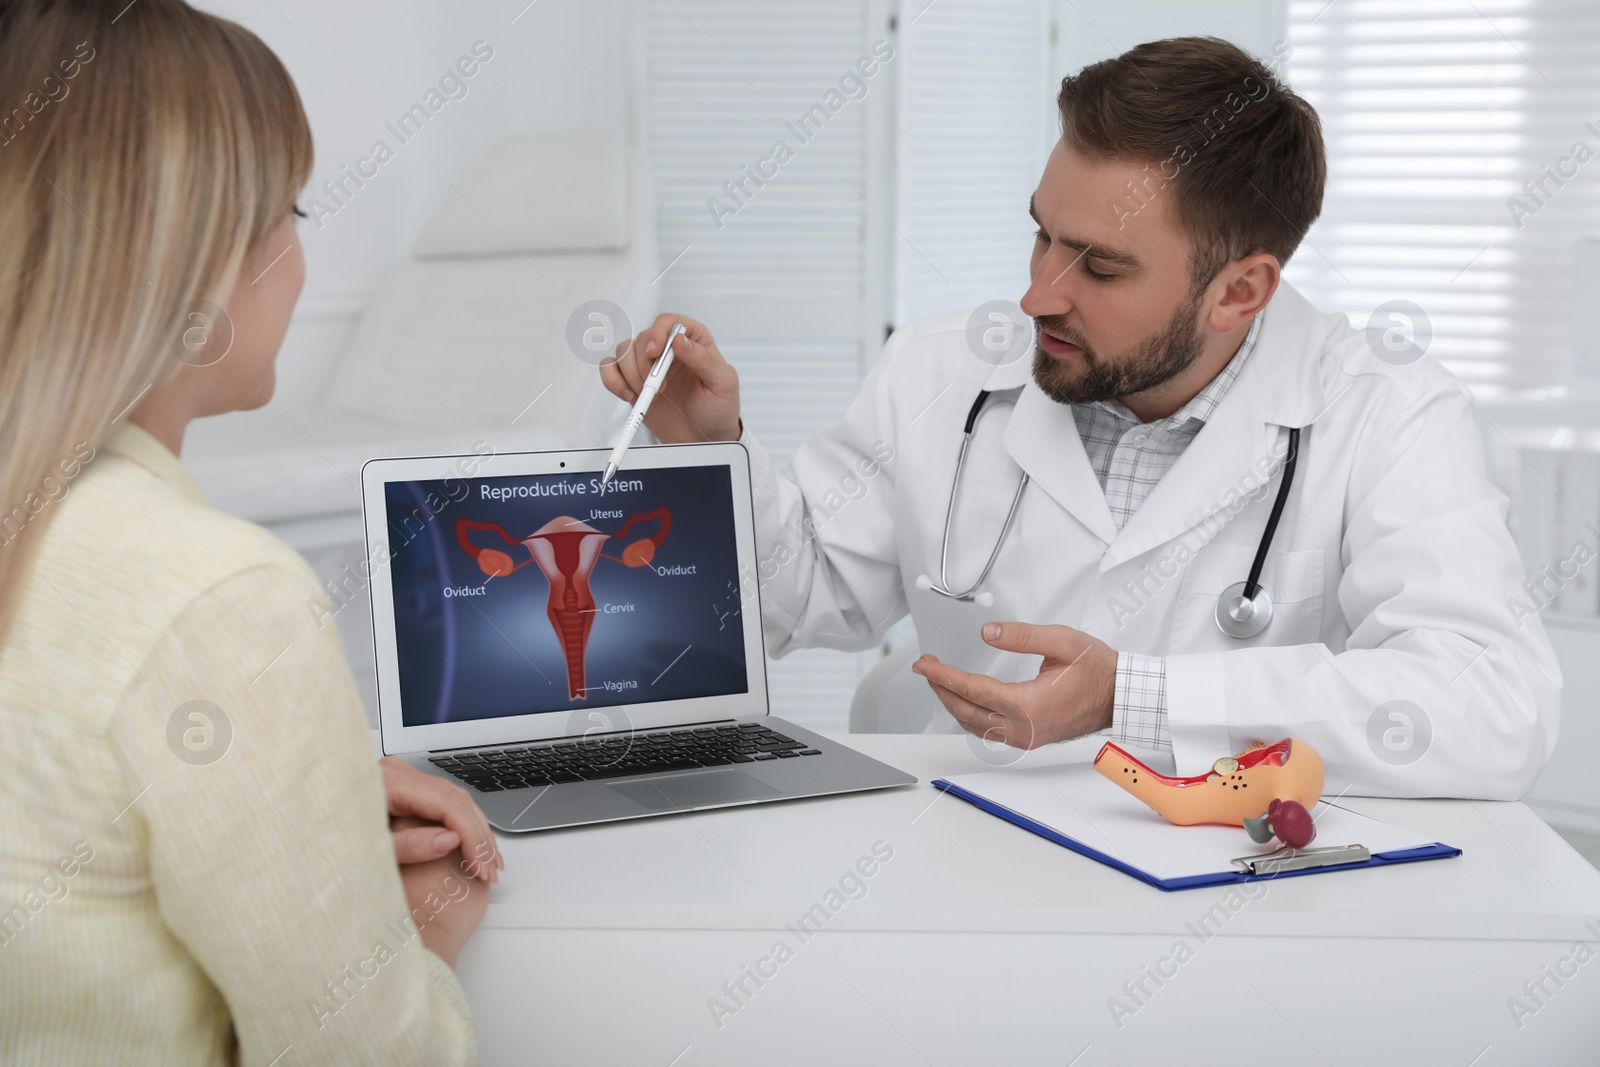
left=361, top=440, right=916, bottom=832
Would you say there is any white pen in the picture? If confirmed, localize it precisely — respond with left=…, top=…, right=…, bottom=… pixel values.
left=600, top=322, right=686, bottom=488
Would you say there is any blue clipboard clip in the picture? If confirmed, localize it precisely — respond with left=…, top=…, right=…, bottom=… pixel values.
left=1230, top=843, right=1371, bottom=876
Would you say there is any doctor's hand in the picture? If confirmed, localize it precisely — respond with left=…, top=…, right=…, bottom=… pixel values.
left=601, top=312, right=743, bottom=444
left=911, top=622, right=1118, bottom=748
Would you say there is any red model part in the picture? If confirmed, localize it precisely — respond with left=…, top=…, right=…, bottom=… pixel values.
left=1092, top=737, right=1293, bottom=787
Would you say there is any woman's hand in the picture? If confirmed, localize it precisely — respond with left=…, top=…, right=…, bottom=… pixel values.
left=600, top=312, right=742, bottom=443
left=380, top=756, right=503, bottom=882
left=392, top=815, right=491, bottom=970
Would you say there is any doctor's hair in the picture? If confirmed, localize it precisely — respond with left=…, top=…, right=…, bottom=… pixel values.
left=1056, top=36, right=1325, bottom=294
left=0, top=0, right=312, bottom=637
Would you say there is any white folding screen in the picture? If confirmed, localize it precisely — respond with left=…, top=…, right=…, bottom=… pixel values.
left=1054, top=0, right=1287, bottom=69
left=893, top=0, right=1057, bottom=323
left=647, top=0, right=894, bottom=730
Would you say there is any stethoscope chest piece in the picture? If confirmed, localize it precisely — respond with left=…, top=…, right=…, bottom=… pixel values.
left=1211, top=426, right=1301, bottom=640
left=1216, top=580, right=1273, bottom=639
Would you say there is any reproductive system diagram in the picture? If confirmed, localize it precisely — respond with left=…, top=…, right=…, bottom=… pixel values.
left=455, top=509, right=671, bottom=701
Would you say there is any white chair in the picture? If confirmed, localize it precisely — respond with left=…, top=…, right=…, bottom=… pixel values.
left=848, top=643, right=943, bottom=733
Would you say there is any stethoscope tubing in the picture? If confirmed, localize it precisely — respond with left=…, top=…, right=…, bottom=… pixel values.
left=925, top=390, right=1028, bottom=603
left=922, top=388, right=1303, bottom=633
left=1242, top=426, right=1301, bottom=602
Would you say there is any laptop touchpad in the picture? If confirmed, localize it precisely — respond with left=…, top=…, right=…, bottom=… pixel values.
left=611, top=769, right=779, bottom=811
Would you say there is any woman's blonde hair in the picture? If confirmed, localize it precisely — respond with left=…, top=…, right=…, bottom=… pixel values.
left=0, top=0, right=313, bottom=634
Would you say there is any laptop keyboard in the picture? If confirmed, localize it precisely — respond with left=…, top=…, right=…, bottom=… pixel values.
left=428, top=722, right=823, bottom=792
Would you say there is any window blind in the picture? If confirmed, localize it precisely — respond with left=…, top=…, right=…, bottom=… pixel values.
left=1284, top=0, right=1600, bottom=391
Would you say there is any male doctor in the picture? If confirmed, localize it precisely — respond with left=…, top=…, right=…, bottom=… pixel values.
left=600, top=37, right=1560, bottom=798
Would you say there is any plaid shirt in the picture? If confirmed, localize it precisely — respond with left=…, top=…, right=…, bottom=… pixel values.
left=1073, top=314, right=1263, bottom=751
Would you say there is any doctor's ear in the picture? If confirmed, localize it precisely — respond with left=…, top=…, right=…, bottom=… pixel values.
left=1203, top=253, right=1279, bottom=335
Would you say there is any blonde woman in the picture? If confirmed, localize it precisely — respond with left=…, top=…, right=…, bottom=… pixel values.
left=0, top=1, right=502, bottom=1062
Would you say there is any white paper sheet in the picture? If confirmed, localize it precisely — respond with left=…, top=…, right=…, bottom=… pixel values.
left=941, top=763, right=1444, bottom=882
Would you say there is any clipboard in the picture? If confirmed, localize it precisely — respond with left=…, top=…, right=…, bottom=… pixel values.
left=932, top=764, right=1461, bottom=892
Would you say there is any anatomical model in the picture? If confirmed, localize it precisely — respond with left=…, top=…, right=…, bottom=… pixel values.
left=1094, top=737, right=1324, bottom=830
left=456, top=509, right=670, bottom=700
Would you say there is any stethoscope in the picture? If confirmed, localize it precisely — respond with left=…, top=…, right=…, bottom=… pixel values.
left=914, top=390, right=1028, bottom=608
left=914, top=389, right=1302, bottom=640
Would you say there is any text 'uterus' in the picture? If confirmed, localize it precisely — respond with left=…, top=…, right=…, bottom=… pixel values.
left=456, top=509, right=671, bottom=700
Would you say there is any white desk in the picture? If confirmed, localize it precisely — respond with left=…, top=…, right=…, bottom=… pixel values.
left=455, top=735, right=1600, bottom=1066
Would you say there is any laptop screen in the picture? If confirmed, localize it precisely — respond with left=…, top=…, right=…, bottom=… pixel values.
left=382, top=463, right=750, bottom=726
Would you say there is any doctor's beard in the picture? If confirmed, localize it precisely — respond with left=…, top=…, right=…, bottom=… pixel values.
left=1030, top=290, right=1205, bottom=405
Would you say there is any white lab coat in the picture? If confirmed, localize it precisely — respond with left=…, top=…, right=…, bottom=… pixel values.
left=739, top=281, right=1561, bottom=799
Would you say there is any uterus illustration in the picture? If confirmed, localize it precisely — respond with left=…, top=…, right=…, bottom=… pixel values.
left=455, top=509, right=671, bottom=700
